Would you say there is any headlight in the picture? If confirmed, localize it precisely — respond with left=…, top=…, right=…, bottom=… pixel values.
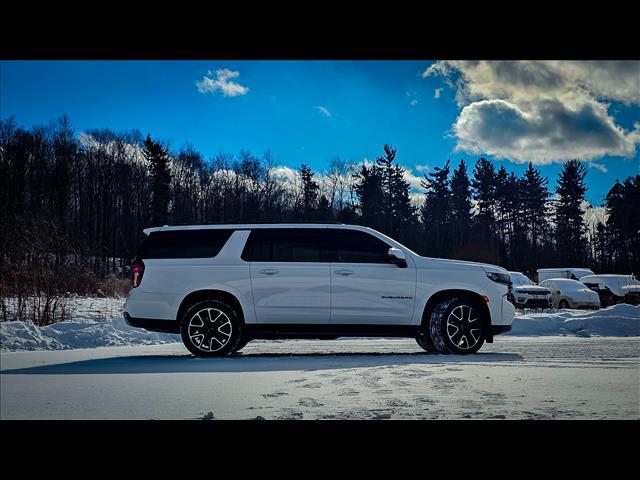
left=486, top=271, right=512, bottom=286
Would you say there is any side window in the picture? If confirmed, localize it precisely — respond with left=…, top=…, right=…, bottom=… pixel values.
left=241, top=229, right=328, bottom=262
left=328, top=229, right=391, bottom=264
left=137, top=229, right=234, bottom=259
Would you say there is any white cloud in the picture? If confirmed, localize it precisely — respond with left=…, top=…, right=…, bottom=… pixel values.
left=410, top=192, right=426, bottom=206
left=454, top=98, right=639, bottom=163
left=403, top=169, right=424, bottom=190
left=414, top=164, right=430, bottom=173
left=78, top=132, right=147, bottom=165
left=424, top=60, right=640, bottom=107
left=589, top=161, right=608, bottom=173
left=315, top=106, right=332, bottom=117
left=270, top=165, right=298, bottom=184
left=424, top=60, right=640, bottom=164
left=406, top=91, right=419, bottom=106
left=434, top=88, right=442, bottom=99
left=196, top=69, right=249, bottom=97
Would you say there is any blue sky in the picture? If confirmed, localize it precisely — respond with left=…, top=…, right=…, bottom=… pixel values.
left=1, top=60, right=638, bottom=205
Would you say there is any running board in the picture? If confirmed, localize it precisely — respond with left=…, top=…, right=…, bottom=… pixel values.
left=244, top=324, right=422, bottom=340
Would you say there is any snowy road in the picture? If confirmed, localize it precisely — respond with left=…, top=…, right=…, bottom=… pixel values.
left=1, top=337, right=638, bottom=420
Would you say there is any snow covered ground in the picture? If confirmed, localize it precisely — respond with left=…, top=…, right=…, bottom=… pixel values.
left=510, top=303, right=640, bottom=337
left=1, top=299, right=638, bottom=420
left=1, top=300, right=638, bottom=352
left=0, top=296, right=178, bottom=351
left=1, top=337, right=638, bottom=420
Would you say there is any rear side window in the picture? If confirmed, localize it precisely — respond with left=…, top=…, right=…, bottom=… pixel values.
left=138, top=229, right=234, bottom=259
left=328, top=229, right=391, bottom=263
left=242, top=229, right=328, bottom=262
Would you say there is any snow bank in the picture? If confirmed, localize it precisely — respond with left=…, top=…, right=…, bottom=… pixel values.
left=2, top=298, right=638, bottom=352
left=508, top=304, right=640, bottom=337
left=1, top=297, right=179, bottom=352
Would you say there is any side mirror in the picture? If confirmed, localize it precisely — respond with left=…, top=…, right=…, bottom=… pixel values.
left=388, top=248, right=407, bottom=268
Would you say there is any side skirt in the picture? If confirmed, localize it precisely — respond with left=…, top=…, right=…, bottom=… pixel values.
left=244, top=324, right=422, bottom=340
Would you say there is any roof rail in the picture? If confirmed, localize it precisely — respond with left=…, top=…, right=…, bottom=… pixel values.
left=159, top=221, right=345, bottom=225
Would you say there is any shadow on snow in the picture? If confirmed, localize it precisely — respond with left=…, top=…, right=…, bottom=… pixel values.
left=1, top=351, right=523, bottom=375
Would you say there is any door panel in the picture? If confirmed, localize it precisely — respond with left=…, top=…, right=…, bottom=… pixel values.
left=326, top=228, right=416, bottom=325
left=244, top=228, right=331, bottom=325
left=330, top=263, right=416, bottom=325
left=250, top=262, right=331, bottom=324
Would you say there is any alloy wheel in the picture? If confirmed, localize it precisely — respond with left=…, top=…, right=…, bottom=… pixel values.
left=446, top=305, right=482, bottom=351
left=187, top=308, right=233, bottom=352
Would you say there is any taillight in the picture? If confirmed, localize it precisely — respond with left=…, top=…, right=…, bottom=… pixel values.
left=131, top=259, right=145, bottom=288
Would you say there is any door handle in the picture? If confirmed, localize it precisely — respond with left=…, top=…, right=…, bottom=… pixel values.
left=334, top=269, right=354, bottom=276
left=258, top=268, right=279, bottom=275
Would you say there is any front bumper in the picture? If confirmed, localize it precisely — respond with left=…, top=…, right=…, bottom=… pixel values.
left=514, top=298, right=552, bottom=308
left=569, top=302, right=600, bottom=310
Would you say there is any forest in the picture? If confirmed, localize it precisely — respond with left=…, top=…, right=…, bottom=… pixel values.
left=1, top=115, right=639, bottom=300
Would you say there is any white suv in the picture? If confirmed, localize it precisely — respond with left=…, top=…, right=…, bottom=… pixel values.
left=508, top=271, right=552, bottom=309
left=579, top=274, right=640, bottom=307
left=124, top=224, right=515, bottom=357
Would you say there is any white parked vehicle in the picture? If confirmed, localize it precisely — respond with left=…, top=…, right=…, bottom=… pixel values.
left=537, top=268, right=595, bottom=283
left=124, top=223, right=515, bottom=357
left=579, top=274, right=640, bottom=307
left=508, top=271, right=552, bottom=309
left=539, top=278, right=600, bottom=310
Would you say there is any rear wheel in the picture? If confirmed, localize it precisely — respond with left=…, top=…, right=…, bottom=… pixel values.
left=559, top=299, right=570, bottom=309
left=180, top=300, right=243, bottom=357
left=429, top=297, right=485, bottom=355
left=232, top=336, right=251, bottom=354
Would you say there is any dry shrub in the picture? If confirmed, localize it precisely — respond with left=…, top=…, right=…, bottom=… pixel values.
left=0, top=265, right=92, bottom=324
left=98, top=274, right=132, bottom=297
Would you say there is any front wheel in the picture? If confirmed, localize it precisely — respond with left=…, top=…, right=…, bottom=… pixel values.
left=429, top=297, right=485, bottom=354
left=415, top=330, right=438, bottom=353
left=558, top=299, right=570, bottom=309
left=180, top=300, right=243, bottom=357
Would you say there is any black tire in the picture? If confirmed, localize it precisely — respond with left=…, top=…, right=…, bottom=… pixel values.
left=559, top=299, right=570, bottom=309
left=429, top=297, right=485, bottom=355
left=180, top=300, right=243, bottom=357
left=232, top=336, right=251, bottom=354
left=415, top=330, right=438, bottom=353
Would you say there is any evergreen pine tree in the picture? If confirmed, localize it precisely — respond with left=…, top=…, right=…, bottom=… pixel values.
left=375, top=144, right=398, bottom=234
left=354, top=162, right=384, bottom=231
left=420, top=160, right=451, bottom=256
left=521, top=162, right=550, bottom=253
left=554, top=160, right=588, bottom=265
left=604, top=175, right=640, bottom=273
left=450, top=159, right=473, bottom=252
left=317, top=194, right=333, bottom=221
left=471, top=158, right=497, bottom=239
left=299, top=164, right=319, bottom=218
left=389, top=163, right=418, bottom=247
left=143, top=134, right=171, bottom=226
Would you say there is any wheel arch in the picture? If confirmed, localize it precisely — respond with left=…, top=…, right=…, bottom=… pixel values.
left=177, top=289, right=246, bottom=326
left=557, top=296, right=571, bottom=307
left=422, top=289, right=491, bottom=333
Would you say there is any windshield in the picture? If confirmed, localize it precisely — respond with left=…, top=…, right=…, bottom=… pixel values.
left=509, top=272, right=534, bottom=286
left=553, top=279, right=589, bottom=292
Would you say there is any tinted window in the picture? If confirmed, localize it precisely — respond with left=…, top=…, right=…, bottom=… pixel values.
left=138, top=229, right=234, bottom=259
left=328, top=229, right=391, bottom=263
left=242, top=229, right=327, bottom=262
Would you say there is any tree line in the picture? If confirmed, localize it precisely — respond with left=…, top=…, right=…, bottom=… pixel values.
left=1, top=115, right=638, bottom=286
